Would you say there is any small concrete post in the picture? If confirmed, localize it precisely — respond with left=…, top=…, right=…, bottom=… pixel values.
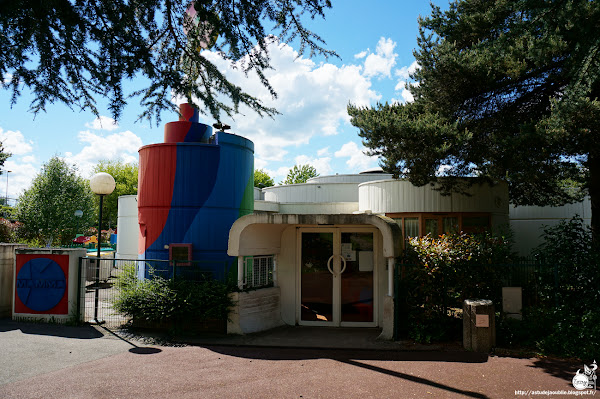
left=463, top=299, right=496, bottom=353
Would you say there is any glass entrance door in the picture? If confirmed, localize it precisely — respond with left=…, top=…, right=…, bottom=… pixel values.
left=299, top=228, right=376, bottom=327
left=300, top=231, right=335, bottom=324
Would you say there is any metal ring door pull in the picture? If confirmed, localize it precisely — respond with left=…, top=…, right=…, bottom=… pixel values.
left=326, top=254, right=347, bottom=277
left=327, top=255, right=335, bottom=275
left=338, top=254, right=347, bottom=275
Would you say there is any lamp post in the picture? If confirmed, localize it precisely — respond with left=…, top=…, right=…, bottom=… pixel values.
left=89, top=172, right=115, bottom=324
left=4, top=170, right=11, bottom=206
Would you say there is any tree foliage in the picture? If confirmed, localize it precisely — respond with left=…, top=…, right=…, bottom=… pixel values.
left=92, top=160, right=138, bottom=229
left=348, top=0, right=600, bottom=236
left=282, top=164, right=319, bottom=185
left=254, top=168, right=274, bottom=188
left=1, top=0, right=335, bottom=124
left=15, top=156, right=95, bottom=246
left=0, top=142, right=10, bottom=172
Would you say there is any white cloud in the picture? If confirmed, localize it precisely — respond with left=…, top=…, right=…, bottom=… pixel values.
left=317, top=147, right=330, bottom=156
left=85, top=116, right=120, bottom=131
left=354, top=50, right=368, bottom=59
left=21, top=155, right=36, bottom=163
left=395, top=61, right=419, bottom=81
left=2, top=73, right=12, bottom=84
left=363, top=37, right=397, bottom=78
left=0, top=128, right=37, bottom=202
left=196, top=41, right=380, bottom=164
left=0, top=128, right=34, bottom=155
left=394, top=61, right=420, bottom=104
left=63, top=130, right=143, bottom=177
left=2, top=160, right=38, bottom=204
left=294, top=155, right=332, bottom=176
left=334, top=141, right=379, bottom=172
left=400, top=88, right=414, bottom=103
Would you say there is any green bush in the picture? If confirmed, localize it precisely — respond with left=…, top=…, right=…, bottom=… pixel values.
left=523, top=217, right=600, bottom=359
left=113, top=264, right=235, bottom=325
left=401, top=232, right=514, bottom=343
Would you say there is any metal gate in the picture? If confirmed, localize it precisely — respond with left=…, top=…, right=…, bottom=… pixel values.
left=78, top=257, right=230, bottom=329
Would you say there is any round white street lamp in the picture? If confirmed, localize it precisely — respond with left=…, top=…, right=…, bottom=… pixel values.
left=89, top=172, right=115, bottom=324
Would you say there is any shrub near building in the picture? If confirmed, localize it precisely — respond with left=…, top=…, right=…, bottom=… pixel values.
left=401, top=232, right=513, bottom=343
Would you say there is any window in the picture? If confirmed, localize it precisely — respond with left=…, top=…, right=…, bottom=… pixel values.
left=244, top=255, right=274, bottom=288
left=169, top=243, right=192, bottom=266
left=462, top=216, right=490, bottom=234
left=390, top=213, right=491, bottom=240
left=404, top=218, right=419, bottom=238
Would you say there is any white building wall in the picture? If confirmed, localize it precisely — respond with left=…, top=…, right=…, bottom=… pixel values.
left=253, top=187, right=264, bottom=200
left=278, top=202, right=358, bottom=215
left=263, top=183, right=360, bottom=204
left=116, top=195, right=138, bottom=259
left=307, top=173, right=392, bottom=184
left=509, top=198, right=591, bottom=255
left=358, top=180, right=509, bottom=214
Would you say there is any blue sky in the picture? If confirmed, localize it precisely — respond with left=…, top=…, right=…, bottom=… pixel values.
left=0, top=1, right=447, bottom=203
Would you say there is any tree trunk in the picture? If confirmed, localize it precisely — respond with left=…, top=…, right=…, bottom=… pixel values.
left=589, top=153, right=600, bottom=243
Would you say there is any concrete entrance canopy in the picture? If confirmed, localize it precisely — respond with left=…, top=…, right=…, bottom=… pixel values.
left=228, top=213, right=402, bottom=259
left=227, top=213, right=402, bottom=338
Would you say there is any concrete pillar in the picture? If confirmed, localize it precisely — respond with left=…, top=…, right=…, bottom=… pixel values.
left=463, top=299, right=496, bottom=352
left=0, top=244, right=27, bottom=318
left=387, top=257, right=394, bottom=296
left=237, top=256, right=244, bottom=290
left=377, top=295, right=395, bottom=340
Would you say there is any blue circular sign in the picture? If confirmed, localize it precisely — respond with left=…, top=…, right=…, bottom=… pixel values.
left=16, top=258, right=66, bottom=312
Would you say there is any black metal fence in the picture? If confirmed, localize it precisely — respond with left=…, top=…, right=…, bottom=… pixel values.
left=77, top=257, right=231, bottom=329
left=393, top=258, right=557, bottom=340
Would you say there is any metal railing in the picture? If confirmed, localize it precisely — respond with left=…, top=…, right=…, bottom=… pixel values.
left=78, top=257, right=232, bottom=329
left=243, top=255, right=274, bottom=289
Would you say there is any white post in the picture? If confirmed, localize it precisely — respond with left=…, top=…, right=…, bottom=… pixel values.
left=387, top=257, right=394, bottom=297
left=237, top=256, right=244, bottom=290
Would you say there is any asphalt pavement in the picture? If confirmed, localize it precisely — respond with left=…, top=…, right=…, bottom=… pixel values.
left=0, top=319, right=590, bottom=398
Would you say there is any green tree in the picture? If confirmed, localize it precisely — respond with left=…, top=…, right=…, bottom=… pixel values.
left=92, top=160, right=138, bottom=230
left=15, top=157, right=95, bottom=246
left=282, top=164, right=319, bottom=185
left=348, top=1, right=600, bottom=238
left=254, top=169, right=274, bottom=188
left=0, top=142, right=10, bottom=171
left=1, top=1, right=335, bottom=124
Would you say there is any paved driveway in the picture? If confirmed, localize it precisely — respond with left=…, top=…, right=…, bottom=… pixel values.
left=0, top=320, right=588, bottom=398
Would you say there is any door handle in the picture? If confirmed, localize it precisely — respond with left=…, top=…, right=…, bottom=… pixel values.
left=338, top=254, right=347, bottom=275
left=326, top=254, right=347, bottom=277
left=327, top=255, right=335, bottom=275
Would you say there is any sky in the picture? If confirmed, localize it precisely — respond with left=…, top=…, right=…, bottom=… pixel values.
left=0, top=0, right=448, bottom=204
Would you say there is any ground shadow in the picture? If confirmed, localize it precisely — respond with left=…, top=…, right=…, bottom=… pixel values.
left=493, top=348, right=582, bottom=381
left=0, top=318, right=104, bottom=339
left=204, top=345, right=489, bottom=398
left=203, top=344, right=488, bottom=363
left=530, top=357, right=583, bottom=381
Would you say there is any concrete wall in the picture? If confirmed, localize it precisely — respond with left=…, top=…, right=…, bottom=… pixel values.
left=227, top=286, right=284, bottom=334
left=509, top=198, right=591, bottom=255
left=0, top=244, right=26, bottom=318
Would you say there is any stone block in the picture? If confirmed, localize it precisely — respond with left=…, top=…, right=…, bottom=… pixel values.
left=463, top=299, right=496, bottom=353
